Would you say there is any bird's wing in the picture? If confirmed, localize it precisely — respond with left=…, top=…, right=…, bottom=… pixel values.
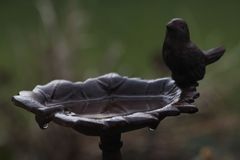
left=182, top=43, right=206, bottom=81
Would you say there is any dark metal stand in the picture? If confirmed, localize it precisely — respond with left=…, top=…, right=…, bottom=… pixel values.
left=99, top=134, right=123, bottom=160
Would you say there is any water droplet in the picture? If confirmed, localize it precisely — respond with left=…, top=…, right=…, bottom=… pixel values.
left=42, top=123, right=48, bottom=129
left=37, top=122, right=49, bottom=129
left=35, top=116, right=49, bottom=129
left=149, top=128, right=155, bottom=132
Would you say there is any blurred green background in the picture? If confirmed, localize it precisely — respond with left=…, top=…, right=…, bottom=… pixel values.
left=0, top=0, right=239, bottom=159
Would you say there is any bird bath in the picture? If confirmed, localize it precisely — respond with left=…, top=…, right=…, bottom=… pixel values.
left=12, top=73, right=198, bottom=160
left=12, top=18, right=225, bottom=160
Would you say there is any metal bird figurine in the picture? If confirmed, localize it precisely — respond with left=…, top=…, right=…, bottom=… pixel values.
left=162, top=18, right=225, bottom=89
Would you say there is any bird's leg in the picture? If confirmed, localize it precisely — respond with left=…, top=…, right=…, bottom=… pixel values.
left=172, top=82, right=199, bottom=113
left=178, top=83, right=199, bottom=104
left=172, top=74, right=200, bottom=103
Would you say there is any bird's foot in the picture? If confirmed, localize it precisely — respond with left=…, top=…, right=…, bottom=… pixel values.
left=179, top=86, right=199, bottom=104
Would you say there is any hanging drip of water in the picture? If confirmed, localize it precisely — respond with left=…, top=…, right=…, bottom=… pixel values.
left=148, top=128, right=155, bottom=132
left=35, top=116, right=50, bottom=129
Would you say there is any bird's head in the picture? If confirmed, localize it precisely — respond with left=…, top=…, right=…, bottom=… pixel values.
left=166, top=18, right=190, bottom=42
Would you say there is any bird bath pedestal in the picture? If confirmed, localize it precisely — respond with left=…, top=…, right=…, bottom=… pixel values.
left=12, top=73, right=199, bottom=160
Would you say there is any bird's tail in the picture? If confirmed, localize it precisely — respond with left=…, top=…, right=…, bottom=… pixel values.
left=204, top=46, right=225, bottom=65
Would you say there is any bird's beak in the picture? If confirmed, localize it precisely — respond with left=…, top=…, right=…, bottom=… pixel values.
left=167, top=25, right=174, bottom=30
left=166, top=23, right=175, bottom=30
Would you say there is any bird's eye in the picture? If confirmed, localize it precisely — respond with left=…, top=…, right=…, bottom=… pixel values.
left=180, top=25, right=185, bottom=30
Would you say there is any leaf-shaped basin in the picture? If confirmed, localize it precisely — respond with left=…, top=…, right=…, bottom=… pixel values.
left=12, top=73, right=198, bottom=136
